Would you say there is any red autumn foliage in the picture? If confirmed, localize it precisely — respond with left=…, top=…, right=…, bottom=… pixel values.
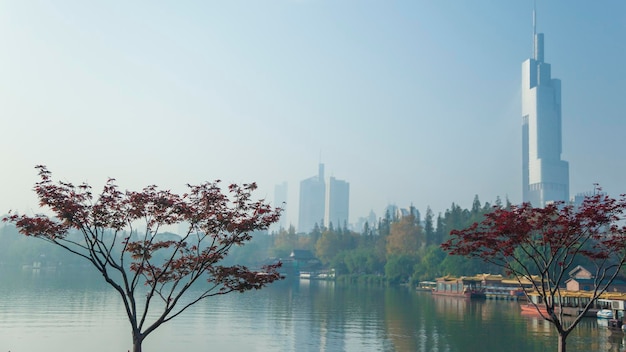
left=441, top=189, right=626, bottom=352
left=3, top=166, right=283, bottom=352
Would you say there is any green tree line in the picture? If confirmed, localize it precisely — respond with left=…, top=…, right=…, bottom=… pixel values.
left=0, top=195, right=509, bottom=286
left=240, top=194, right=512, bottom=285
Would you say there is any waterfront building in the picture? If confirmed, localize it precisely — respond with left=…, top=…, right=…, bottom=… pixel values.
left=565, top=265, right=626, bottom=293
left=521, top=9, right=569, bottom=207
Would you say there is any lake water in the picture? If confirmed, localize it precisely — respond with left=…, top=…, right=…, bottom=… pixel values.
left=0, top=269, right=624, bottom=352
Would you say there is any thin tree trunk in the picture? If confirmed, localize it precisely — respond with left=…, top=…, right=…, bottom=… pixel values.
left=132, top=333, right=143, bottom=352
left=557, top=332, right=567, bottom=352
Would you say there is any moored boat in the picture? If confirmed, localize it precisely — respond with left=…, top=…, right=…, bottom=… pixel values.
left=299, top=269, right=336, bottom=281
left=432, top=275, right=486, bottom=299
left=416, top=281, right=436, bottom=292
left=484, top=286, right=526, bottom=300
left=597, top=309, right=614, bottom=319
left=520, top=303, right=549, bottom=316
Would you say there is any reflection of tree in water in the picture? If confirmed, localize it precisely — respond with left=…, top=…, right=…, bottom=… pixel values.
left=430, top=296, right=551, bottom=351
left=606, top=331, right=626, bottom=352
left=238, top=281, right=625, bottom=352
left=256, top=284, right=626, bottom=352
left=306, top=283, right=430, bottom=351
left=511, top=307, right=622, bottom=351
left=271, top=280, right=362, bottom=352
left=384, top=291, right=549, bottom=351
left=383, top=288, right=424, bottom=351
left=551, top=317, right=624, bottom=352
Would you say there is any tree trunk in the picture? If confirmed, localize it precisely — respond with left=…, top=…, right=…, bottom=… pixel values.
left=557, top=332, right=567, bottom=352
left=132, top=333, right=143, bottom=352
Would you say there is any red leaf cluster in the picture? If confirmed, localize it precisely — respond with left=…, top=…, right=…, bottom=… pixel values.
left=2, top=165, right=284, bottom=296
left=443, top=192, right=626, bottom=263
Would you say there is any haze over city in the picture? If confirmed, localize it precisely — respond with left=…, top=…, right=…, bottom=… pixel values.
left=1, top=1, right=624, bottom=229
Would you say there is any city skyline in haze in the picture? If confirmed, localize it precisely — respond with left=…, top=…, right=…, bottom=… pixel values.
left=1, top=2, right=625, bottom=229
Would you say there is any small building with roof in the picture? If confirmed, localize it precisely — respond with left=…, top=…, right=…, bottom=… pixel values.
left=565, top=265, right=626, bottom=293
left=289, top=250, right=321, bottom=272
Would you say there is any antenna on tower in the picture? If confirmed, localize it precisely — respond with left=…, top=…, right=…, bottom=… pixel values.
left=532, top=0, right=538, bottom=59
left=533, top=0, right=537, bottom=37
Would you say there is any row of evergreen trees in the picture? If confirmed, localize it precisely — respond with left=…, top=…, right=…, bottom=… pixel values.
left=243, top=195, right=512, bottom=285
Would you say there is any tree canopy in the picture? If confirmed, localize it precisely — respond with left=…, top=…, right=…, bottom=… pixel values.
left=4, top=166, right=283, bottom=352
left=442, top=190, right=626, bottom=352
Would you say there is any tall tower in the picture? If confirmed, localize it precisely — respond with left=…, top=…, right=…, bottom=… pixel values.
left=271, top=181, right=288, bottom=232
left=298, top=163, right=326, bottom=233
left=521, top=6, right=569, bottom=207
left=326, top=176, right=349, bottom=229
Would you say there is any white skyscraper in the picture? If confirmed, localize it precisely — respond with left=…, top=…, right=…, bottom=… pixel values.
left=326, top=176, right=349, bottom=229
left=521, top=8, right=569, bottom=207
left=298, top=164, right=351, bottom=233
left=298, top=164, right=326, bottom=233
left=272, top=181, right=288, bottom=231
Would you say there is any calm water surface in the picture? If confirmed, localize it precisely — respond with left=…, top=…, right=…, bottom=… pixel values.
left=0, top=269, right=624, bottom=352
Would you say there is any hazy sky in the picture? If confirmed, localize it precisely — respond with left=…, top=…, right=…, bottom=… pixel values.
left=1, top=1, right=625, bottom=229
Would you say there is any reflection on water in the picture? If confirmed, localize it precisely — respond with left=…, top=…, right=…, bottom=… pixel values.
left=0, top=269, right=625, bottom=352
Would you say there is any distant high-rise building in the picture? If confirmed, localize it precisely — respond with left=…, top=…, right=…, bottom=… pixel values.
left=272, top=181, right=288, bottom=231
left=298, top=164, right=326, bottom=233
left=521, top=8, right=569, bottom=207
left=326, top=176, right=349, bottom=229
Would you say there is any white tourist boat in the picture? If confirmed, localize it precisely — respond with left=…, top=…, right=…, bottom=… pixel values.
left=597, top=309, right=614, bottom=319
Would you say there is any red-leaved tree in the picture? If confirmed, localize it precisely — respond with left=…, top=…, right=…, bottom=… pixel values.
left=441, top=189, right=626, bottom=352
left=3, top=166, right=283, bottom=352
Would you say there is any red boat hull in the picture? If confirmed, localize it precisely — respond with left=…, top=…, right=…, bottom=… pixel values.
left=520, top=303, right=548, bottom=315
